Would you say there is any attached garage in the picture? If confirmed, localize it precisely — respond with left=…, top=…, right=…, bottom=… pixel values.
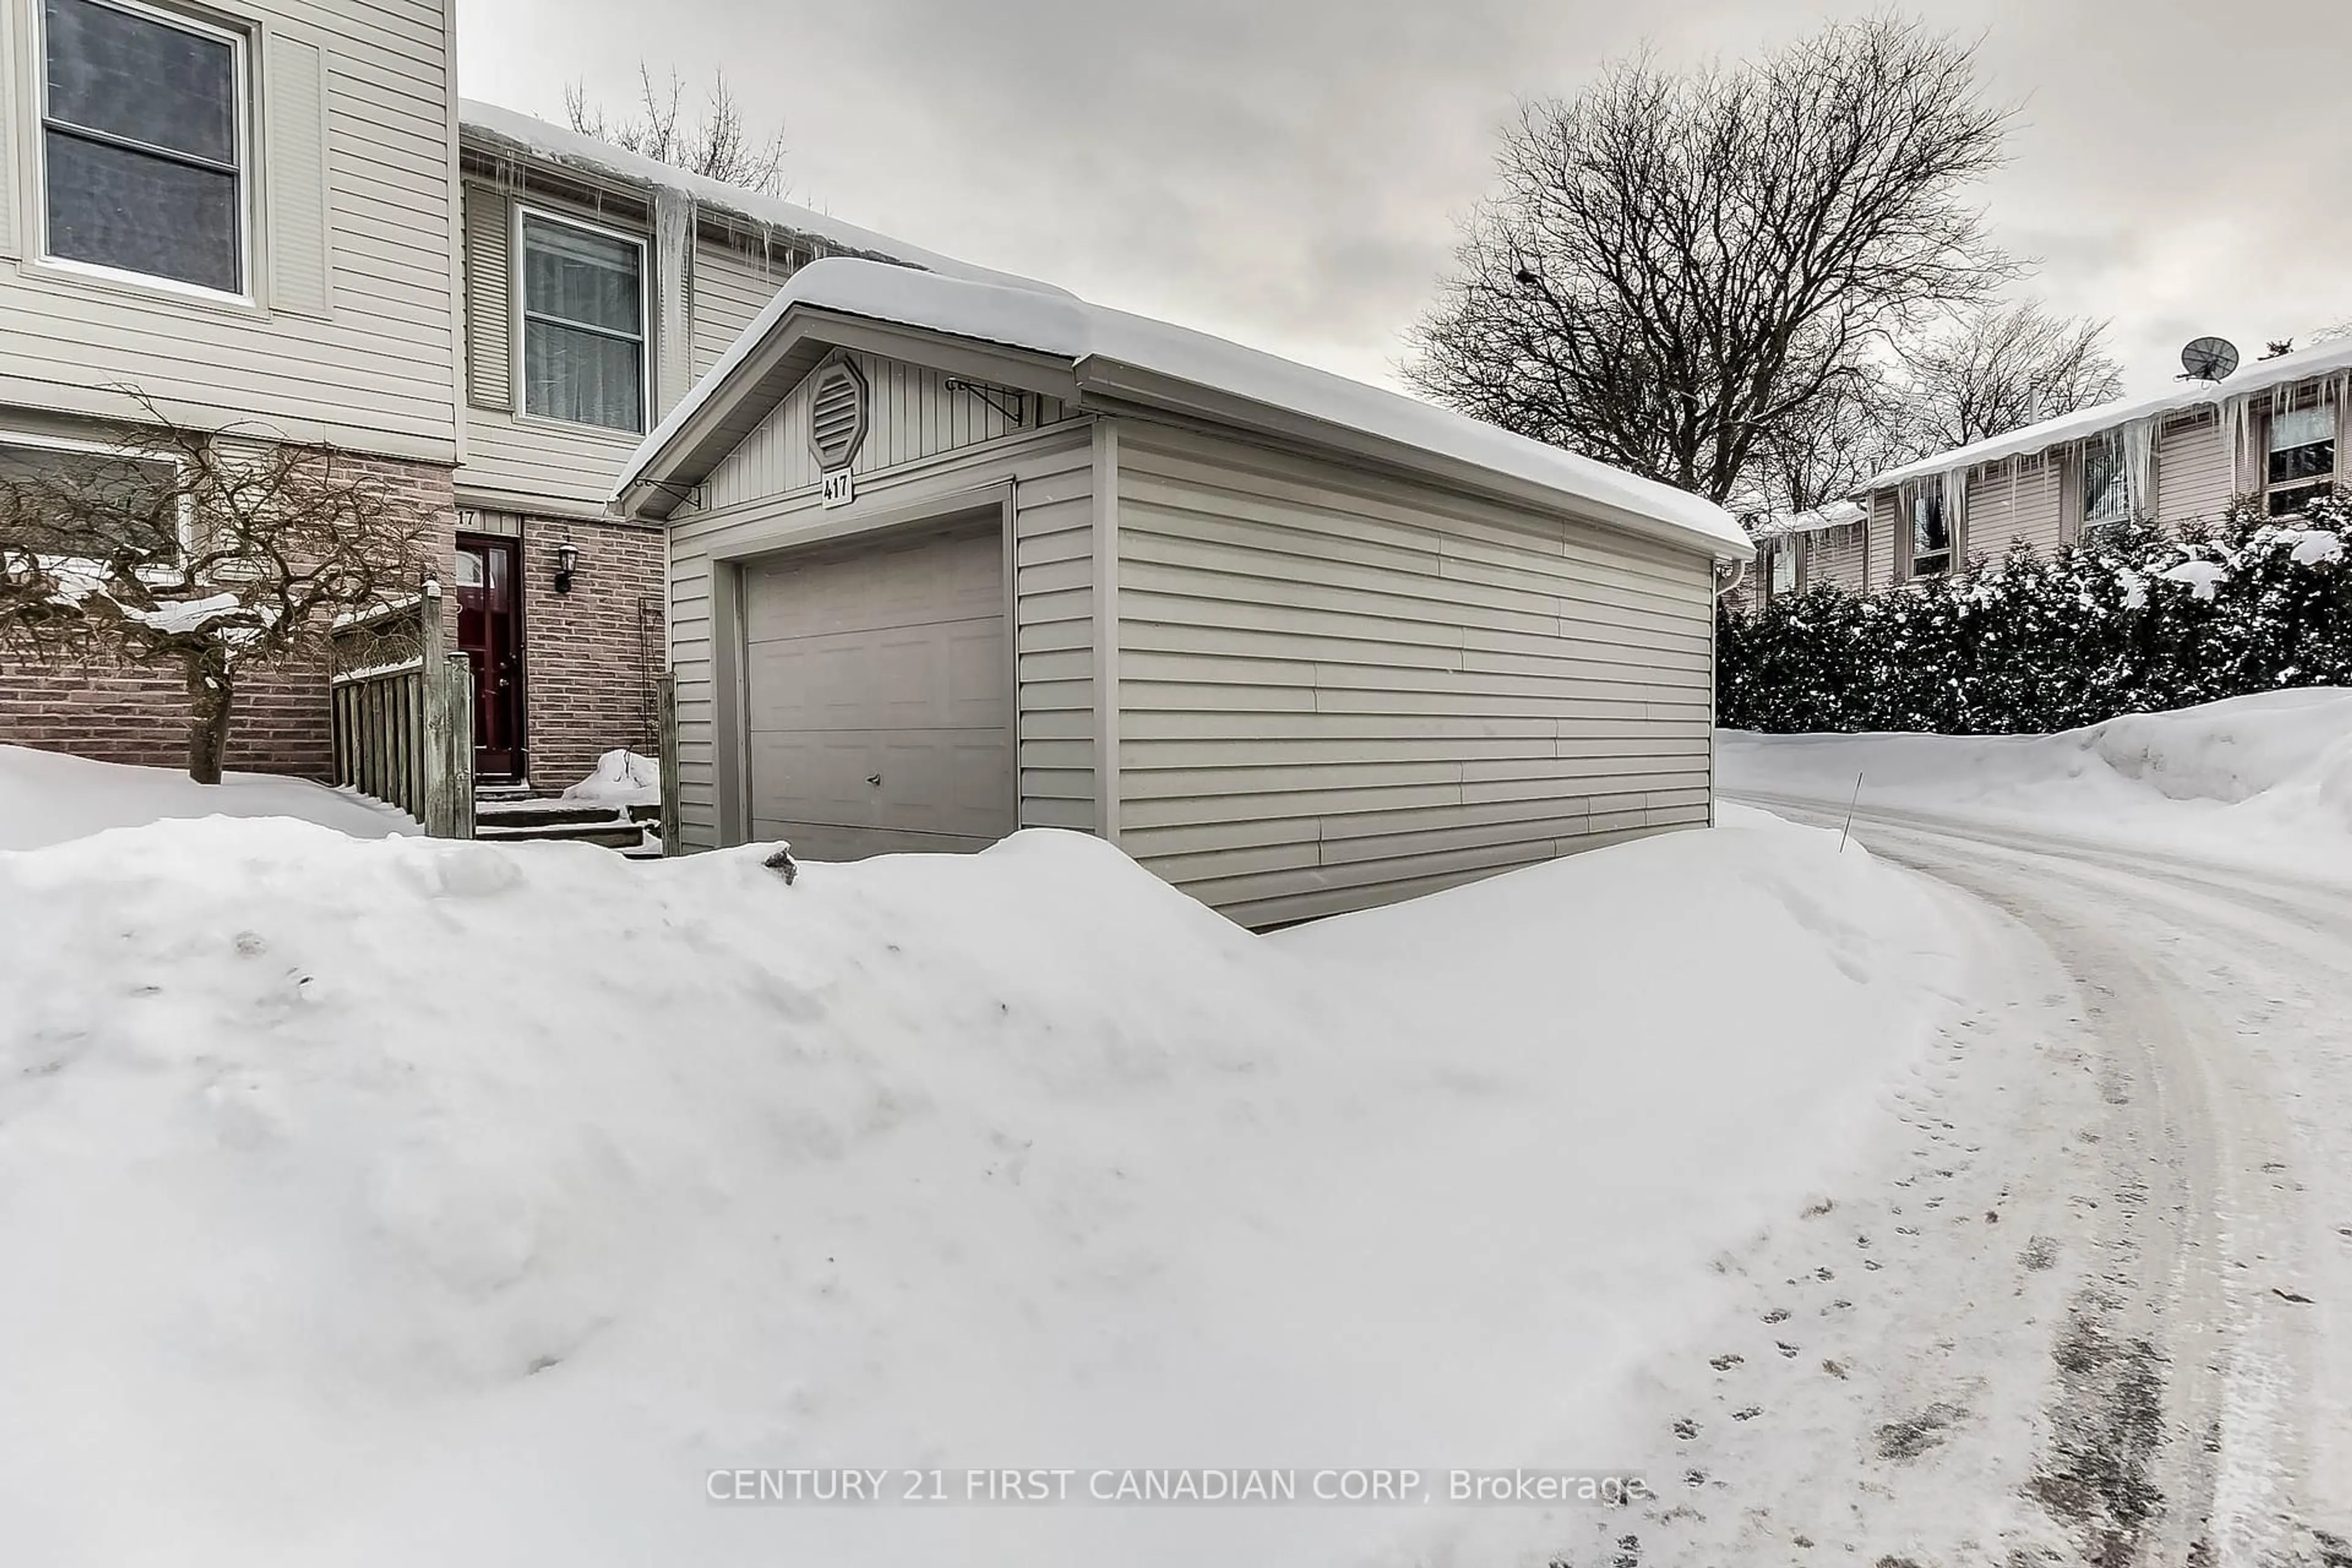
left=740, top=521, right=1012, bottom=858
left=614, top=260, right=1752, bottom=926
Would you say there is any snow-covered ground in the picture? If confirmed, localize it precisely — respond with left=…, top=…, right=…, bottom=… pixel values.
left=11, top=692, right=2348, bottom=1565
left=1690, top=693, right=2352, bottom=1564
left=1721, top=687, right=2352, bottom=875
left=0, top=759, right=1966, bottom=1565
left=0, top=742, right=417, bottom=851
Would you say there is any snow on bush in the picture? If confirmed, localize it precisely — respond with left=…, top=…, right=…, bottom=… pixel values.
left=0, top=818, right=1961, bottom=1566
left=1719, top=493, right=2352, bottom=734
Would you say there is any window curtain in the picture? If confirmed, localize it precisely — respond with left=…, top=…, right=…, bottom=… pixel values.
left=522, top=217, right=644, bottom=433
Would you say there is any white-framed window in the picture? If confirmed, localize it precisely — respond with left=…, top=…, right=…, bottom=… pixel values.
left=1768, top=540, right=1797, bottom=596
left=1909, top=492, right=1950, bottom=577
left=36, top=0, right=249, bottom=298
left=2265, top=404, right=2336, bottom=518
left=0, top=431, right=191, bottom=560
left=517, top=208, right=649, bottom=435
left=2082, top=430, right=2132, bottom=532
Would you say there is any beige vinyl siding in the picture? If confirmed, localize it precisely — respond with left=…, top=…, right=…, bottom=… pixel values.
left=0, top=0, right=458, bottom=461
left=1868, top=491, right=1902, bottom=589
left=2155, top=410, right=2236, bottom=527
left=1806, top=520, right=1867, bottom=591
left=669, top=420, right=1096, bottom=851
left=454, top=184, right=647, bottom=516
left=699, top=349, right=1075, bottom=511
left=1112, top=424, right=1714, bottom=928
left=1963, top=453, right=2063, bottom=557
left=690, top=238, right=798, bottom=379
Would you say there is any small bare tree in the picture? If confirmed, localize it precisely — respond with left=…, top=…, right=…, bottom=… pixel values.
left=1409, top=14, right=2016, bottom=505
left=1743, top=363, right=1907, bottom=517
left=0, top=401, right=434, bottom=784
left=565, top=66, right=788, bottom=196
left=1891, top=300, right=2122, bottom=457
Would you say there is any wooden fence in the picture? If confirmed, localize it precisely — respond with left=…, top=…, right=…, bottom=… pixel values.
left=328, top=579, right=476, bottom=838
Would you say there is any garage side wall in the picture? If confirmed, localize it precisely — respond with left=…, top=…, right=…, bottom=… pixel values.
left=669, top=411, right=1096, bottom=852
left=1112, top=424, right=1716, bottom=927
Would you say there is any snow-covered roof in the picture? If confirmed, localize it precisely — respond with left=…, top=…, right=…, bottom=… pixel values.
left=1750, top=499, right=1866, bottom=541
left=1867, top=336, right=2352, bottom=491
left=457, top=100, right=1057, bottom=294
left=616, top=258, right=1749, bottom=557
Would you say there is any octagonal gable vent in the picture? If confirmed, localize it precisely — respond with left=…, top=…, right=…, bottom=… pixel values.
left=807, top=353, right=869, bottom=471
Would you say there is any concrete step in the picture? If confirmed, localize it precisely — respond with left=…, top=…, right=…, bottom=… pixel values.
left=475, top=816, right=649, bottom=851
left=475, top=797, right=631, bottom=831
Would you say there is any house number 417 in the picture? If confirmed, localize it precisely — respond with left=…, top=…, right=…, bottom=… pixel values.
left=820, top=468, right=855, bottom=508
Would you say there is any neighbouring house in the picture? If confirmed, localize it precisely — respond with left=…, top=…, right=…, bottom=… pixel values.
left=1841, top=337, right=2352, bottom=591
left=612, top=260, right=1751, bottom=925
left=1728, top=500, right=1867, bottom=611
left=0, top=0, right=998, bottom=793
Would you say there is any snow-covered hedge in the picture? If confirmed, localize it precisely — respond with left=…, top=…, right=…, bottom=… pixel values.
left=1718, top=494, right=2352, bottom=734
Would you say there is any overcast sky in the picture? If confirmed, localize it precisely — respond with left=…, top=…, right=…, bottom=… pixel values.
left=458, top=0, right=2352, bottom=401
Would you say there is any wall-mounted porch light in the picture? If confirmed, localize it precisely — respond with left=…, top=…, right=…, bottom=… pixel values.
left=554, top=537, right=579, bottom=595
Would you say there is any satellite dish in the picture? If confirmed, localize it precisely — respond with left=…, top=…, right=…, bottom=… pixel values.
left=2180, top=336, right=2241, bottom=381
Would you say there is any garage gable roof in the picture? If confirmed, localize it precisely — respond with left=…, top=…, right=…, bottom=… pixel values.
left=615, top=259, right=1750, bottom=558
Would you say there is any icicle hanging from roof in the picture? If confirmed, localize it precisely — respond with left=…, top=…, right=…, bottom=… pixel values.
left=2122, top=417, right=2156, bottom=519
left=2224, top=394, right=2252, bottom=496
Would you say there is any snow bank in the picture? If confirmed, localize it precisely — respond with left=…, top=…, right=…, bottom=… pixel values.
left=1722, top=688, right=2352, bottom=869
left=0, top=742, right=415, bottom=850
left=560, top=749, right=660, bottom=808
left=0, top=814, right=1959, bottom=1566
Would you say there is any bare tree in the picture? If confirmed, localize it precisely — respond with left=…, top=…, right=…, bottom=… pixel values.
left=1891, top=300, right=2122, bottom=457
left=565, top=66, right=788, bottom=196
left=1743, top=363, right=1907, bottom=517
left=1, top=401, right=434, bottom=783
left=1409, top=15, right=2016, bottom=505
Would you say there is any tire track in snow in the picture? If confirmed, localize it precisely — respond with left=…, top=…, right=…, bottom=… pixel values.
left=1746, top=795, right=2352, bottom=1566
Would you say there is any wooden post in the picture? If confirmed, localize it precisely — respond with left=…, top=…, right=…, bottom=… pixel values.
left=657, top=671, right=681, bottom=857
left=421, top=673, right=454, bottom=840
left=447, top=652, right=477, bottom=840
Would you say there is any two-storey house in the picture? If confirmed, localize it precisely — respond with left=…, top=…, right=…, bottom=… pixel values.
left=1, top=0, right=1003, bottom=793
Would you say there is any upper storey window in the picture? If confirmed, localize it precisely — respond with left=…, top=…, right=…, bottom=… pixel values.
left=40, top=0, right=246, bottom=296
left=520, top=211, right=647, bottom=434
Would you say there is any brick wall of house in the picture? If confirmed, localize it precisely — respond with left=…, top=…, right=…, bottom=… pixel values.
left=515, top=514, right=665, bottom=793
left=0, top=451, right=458, bottom=781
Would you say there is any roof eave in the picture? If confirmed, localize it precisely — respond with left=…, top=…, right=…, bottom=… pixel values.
left=1071, top=358, right=1752, bottom=561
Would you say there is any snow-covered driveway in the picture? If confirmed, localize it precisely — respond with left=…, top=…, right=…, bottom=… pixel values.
left=1605, top=784, right=2352, bottom=1566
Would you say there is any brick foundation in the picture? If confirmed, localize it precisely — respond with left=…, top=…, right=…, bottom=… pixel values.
left=513, top=514, right=666, bottom=793
left=0, top=448, right=458, bottom=782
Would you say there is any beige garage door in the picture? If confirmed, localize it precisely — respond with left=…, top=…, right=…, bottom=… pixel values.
left=741, top=524, right=1013, bottom=860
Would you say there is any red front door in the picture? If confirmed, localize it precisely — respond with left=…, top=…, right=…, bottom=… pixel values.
left=454, top=536, right=525, bottom=780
